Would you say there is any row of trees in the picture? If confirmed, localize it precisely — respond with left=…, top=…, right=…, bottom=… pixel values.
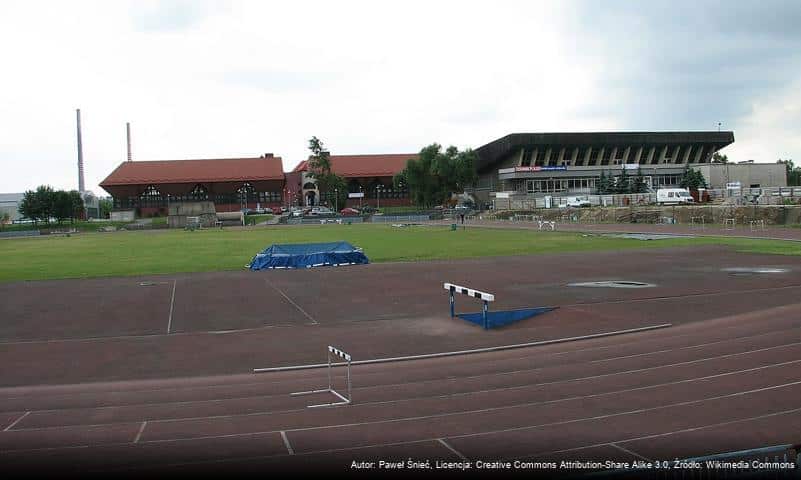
left=18, top=186, right=85, bottom=225
left=393, top=144, right=477, bottom=208
left=307, top=137, right=478, bottom=209
left=777, top=159, right=800, bottom=186
left=596, top=169, right=649, bottom=194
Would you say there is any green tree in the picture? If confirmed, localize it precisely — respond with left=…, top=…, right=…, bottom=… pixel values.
left=35, top=185, right=55, bottom=224
left=69, top=190, right=85, bottom=222
left=0, top=211, right=9, bottom=230
left=18, top=190, right=38, bottom=224
left=52, top=190, right=73, bottom=224
left=597, top=171, right=612, bottom=194
left=18, top=185, right=55, bottom=224
left=615, top=168, right=631, bottom=194
left=778, top=159, right=800, bottom=186
left=396, top=143, right=478, bottom=207
left=99, top=198, right=113, bottom=218
left=711, top=152, right=729, bottom=164
left=680, top=166, right=708, bottom=191
left=630, top=168, right=649, bottom=193
left=306, top=136, right=347, bottom=207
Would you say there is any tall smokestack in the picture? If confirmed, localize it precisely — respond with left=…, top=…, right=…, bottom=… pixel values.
left=76, top=109, right=85, bottom=193
left=126, top=122, right=132, bottom=162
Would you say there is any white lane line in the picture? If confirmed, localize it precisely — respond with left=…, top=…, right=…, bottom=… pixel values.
left=280, top=431, right=294, bottom=455
left=9, top=357, right=801, bottom=435
left=266, top=279, right=318, bottom=325
left=517, top=406, right=801, bottom=461
left=609, top=442, right=651, bottom=461
left=3, top=411, right=30, bottom=431
left=167, top=280, right=177, bottom=334
left=437, top=438, right=468, bottom=461
left=71, top=406, right=801, bottom=473
left=123, top=379, right=801, bottom=447
left=448, top=380, right=801, bottom=441
left=133, top=421, right=147, bottom=443
left=3, top=321, right=796, bottom=408
left=560, top=283, right=801, bottom=308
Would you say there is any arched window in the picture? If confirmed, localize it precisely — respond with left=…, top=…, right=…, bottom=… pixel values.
left=189, top=184, right=208, bottom=200
left=303, top=182, right=317, bottom=190
left=139, top=185, right=163, bottom=207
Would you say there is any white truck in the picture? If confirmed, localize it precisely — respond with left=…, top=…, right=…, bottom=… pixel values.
left=656, top=188, right=694, bottom=205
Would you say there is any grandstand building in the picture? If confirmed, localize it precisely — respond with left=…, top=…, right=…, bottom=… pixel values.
left=99, top=154, right=285, bottom=216
left=290, top=153, right=417, bottom=207
left=472, top=132, right=735, bottom=204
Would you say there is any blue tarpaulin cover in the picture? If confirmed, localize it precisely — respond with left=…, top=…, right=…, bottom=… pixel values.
left=248, top=241, right=369, bottom=270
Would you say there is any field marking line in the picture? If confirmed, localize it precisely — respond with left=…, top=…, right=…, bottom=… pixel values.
left=265, top=279, right=318, bottom=325
left=10, top=357, right=801, bottom=435
left=3, top=411, right=30, bottom=431
left=254, top=323, right=673, bottom=372
left=167, top=280, right=177, bottom=334
left=437, top=438, right=468, bottom=461
left=133, top=421, right=147, bottom=443
left=76, top=407, right=801, bottom=473
left=280, top=431, right=294, bottom=455
left=609, top=442, right=651, bottom=461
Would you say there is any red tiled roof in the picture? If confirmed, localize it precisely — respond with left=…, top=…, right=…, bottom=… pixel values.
left=100, top=156, right=285, bottom=186
left=292, top=154, right=417, bottom=178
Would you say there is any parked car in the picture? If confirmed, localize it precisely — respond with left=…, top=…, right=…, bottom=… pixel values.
left=309, top=206, right=335, bottom=216
left=340, top=207, right=360, bottom=216
left=270, top=207, right=283, bottom=215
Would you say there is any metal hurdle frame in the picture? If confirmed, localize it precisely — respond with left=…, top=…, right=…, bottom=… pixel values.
left=291, top=346, right=352, bottom=408
left=537, top=220, right=556, bottom=231
left=690, top=216, right=706, bottom=230
left=444, top=283, right=495, bottom=330
left=750, top=219, right=766, bottom=231
left=723, top=218, right=736, bottom=230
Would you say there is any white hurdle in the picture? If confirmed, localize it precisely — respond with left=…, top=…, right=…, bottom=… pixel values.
left=444, top=283, right=495, bottom=330
left=291, top=345, right=352, bottom=408
left=538, top=220, right=556, bottom=231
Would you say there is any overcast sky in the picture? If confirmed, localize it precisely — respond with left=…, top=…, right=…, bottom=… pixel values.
left=1, top=0, right=799, bottom=194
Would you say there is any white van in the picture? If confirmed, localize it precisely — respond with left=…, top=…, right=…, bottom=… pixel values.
left=559, top=196, right=591, bottom=208
left=657, top=188, right=694, bottom=205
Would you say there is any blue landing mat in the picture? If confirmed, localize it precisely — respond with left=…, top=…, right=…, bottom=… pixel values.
left=458, top=307, right=556, bottom=329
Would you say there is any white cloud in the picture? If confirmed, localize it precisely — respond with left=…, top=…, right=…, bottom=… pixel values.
left=0, top=0, right=798, bottom=194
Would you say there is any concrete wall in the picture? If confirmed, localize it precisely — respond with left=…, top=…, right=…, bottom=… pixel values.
left=693, top=164, right=786, bottom=189
left=168, top=201, right=217, bottom=228
left=490, top=205, right=801, bottom=226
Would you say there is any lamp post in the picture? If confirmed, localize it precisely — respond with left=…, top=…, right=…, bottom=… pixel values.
left=376, top=185, right=383, bottom=211
left=334, top=188, right=338, bottom=213
left=359, top=186, right=363, bottom=209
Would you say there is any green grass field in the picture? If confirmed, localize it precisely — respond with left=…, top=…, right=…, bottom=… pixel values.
left=1, top=224, right=800, bottom=282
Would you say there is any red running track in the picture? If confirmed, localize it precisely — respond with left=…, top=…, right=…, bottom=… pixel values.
left=1, top=305, right=799, bottom=475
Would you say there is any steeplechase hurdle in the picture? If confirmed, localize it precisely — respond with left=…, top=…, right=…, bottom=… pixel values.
left=291, top=345, right=352, bottom=408
left=444, top=283, right=495, bottom=330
